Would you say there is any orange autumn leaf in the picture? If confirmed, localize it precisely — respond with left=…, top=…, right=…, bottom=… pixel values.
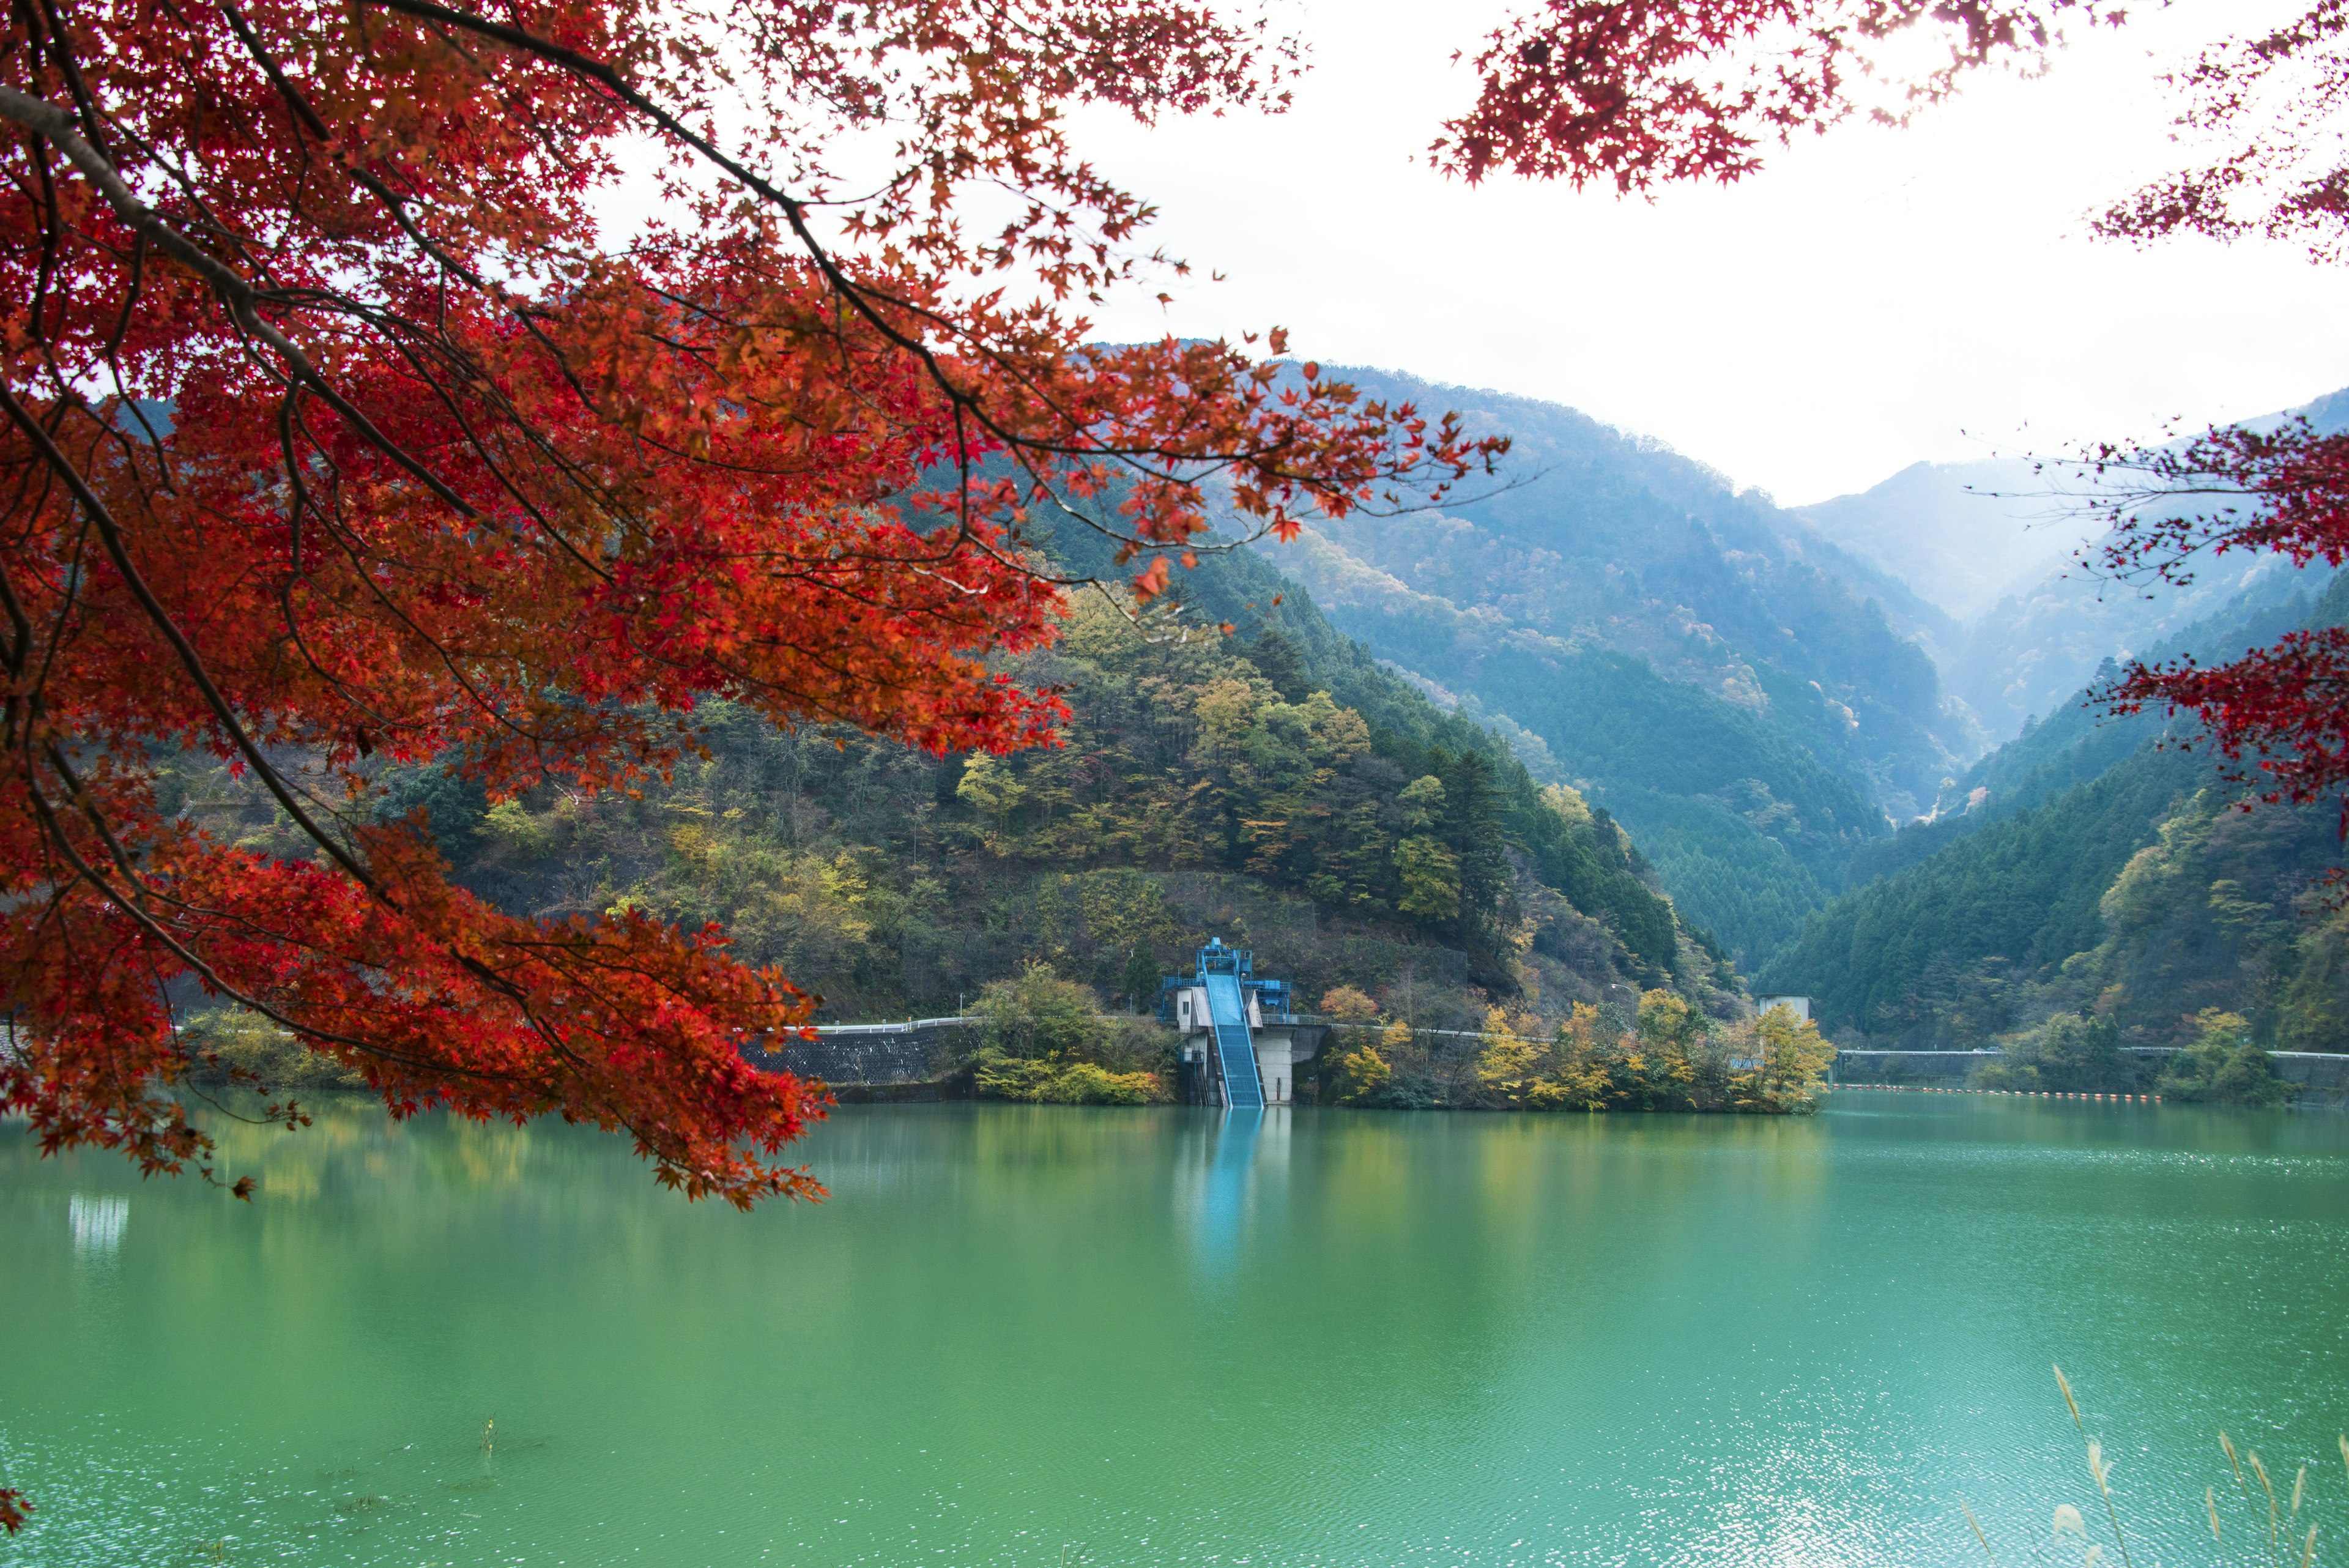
left=1133, top=555, right=1174, bottom=600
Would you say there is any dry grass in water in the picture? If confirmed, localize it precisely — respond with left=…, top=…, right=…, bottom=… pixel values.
left=1966, top=1368, right=2340, bottom=1568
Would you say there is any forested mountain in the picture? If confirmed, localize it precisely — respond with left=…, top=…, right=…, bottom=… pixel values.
left=1263, top=366, right=1970, bottom=965
left=1841, top=577, right=2336, bottom=888
left=302, top=541, right=1737, bottom=1033
left=1759, top=573, right=2349, bottom=1050
left=1796, top=458, right=2068, bottom=628
left=1945, top=553, right=2322, bottom=742
left=1800, top=385, right=2349, bottom=740
left=265, top=365, right=2349, bottom=1025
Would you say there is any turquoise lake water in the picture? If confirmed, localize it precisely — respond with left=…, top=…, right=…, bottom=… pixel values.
left=5, top=1094, right=2349, bottom=1567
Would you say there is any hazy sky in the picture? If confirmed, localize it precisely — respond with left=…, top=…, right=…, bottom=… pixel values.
left=1071, top=0, right=2349, bottom=505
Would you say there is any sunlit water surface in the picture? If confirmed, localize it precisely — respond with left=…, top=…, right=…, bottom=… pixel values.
left=6, top=1095, right=2349, bottom=1567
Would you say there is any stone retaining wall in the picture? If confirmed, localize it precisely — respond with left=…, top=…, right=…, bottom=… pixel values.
left=2260, top=1052, right=2349, bottom=1090
left=739, top=1018, right=978, bottom=1090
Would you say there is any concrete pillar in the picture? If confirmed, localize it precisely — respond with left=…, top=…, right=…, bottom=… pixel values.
left=1255, top=1036, right=1289, bottom=1104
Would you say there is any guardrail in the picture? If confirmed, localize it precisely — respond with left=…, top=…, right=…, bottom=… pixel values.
left=808, top=1016, right=979, bottom=1035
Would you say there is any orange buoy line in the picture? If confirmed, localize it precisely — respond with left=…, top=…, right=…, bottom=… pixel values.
left=1836, top=1083, right=2162, bottom=1102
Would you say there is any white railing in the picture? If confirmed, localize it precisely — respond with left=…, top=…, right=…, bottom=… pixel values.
left=810, top=1016, right=978, bottom=1036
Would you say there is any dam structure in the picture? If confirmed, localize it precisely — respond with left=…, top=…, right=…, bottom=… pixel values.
left=1160, top=939, right=1313, bottom=1107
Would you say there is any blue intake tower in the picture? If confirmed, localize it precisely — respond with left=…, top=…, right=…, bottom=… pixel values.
left=1194, top=938, right=1263, bottom=1109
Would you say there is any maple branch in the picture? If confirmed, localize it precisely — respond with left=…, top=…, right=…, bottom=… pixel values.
left=0, top=375, right=381, bottom=890
left=216, top=0, right=492, bottom=292
left=358, top=0, right=1027, bottom=461
left=0, top=90, right=633, bottom=811
left=17, top=757, right=404, bottom=1070
left=0, top=0, right=1439, bottom=1218
left=352, top=0, right=1431, bottom=564
left=0, top=83, right=483, bottom=522
left=31, top=735, right=764, bottom=1131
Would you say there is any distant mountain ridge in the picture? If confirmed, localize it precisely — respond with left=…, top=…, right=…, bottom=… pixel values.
left=1256, top=365, right=1973, bottom=964
left=1795, top=385, right=2349, bottom=739
left=1841, top=574, right=2337, bottom=890
left=1796, top=456, right=2074, bottom=626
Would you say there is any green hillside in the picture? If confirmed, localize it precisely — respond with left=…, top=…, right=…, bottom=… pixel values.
left=1841, top=577, right=2335, bottom=888
left=341, top=544, right=1732, bottom=1033
left=1760, top=574, right=2349, bottom=1049
left=1260, top=366, right=1971, bottom=964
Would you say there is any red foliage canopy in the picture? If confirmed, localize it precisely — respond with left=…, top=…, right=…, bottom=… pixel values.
left=2085, top=422, right=2349, bottom=825
left=0, top=0, right=1505, bottom=1246
left=1434, top=1, right=2123, bottom=190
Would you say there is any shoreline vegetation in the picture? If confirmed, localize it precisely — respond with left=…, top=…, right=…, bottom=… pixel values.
left=185, top=972, right=2299, bottom=1113
left=177, top=966, right=1836, bottom=1115
left=1321, top=989, right=1836, bottom=1113
left=2010, top=1366, right=2346, bottom=1568
left=180, top=973, right=2297, bottom=1114
left=887, top=966, right=1841, bottom=1114
left=1975, top=1008, right=2294, bottom=1106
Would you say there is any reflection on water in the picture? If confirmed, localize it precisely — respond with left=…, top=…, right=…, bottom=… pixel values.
left=65, top=1195, right=125, bottom=1260
left=4, top=1094, right=2349, bottom=1568
left=1182, top=1107, right=1278, bottom=1268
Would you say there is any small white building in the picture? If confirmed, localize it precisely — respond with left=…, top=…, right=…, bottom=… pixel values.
left=1757, top=994, right=1811, bottom=1023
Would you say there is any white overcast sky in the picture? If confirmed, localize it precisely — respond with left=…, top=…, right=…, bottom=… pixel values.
left=1063, top=0, right=2349, bottom=505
